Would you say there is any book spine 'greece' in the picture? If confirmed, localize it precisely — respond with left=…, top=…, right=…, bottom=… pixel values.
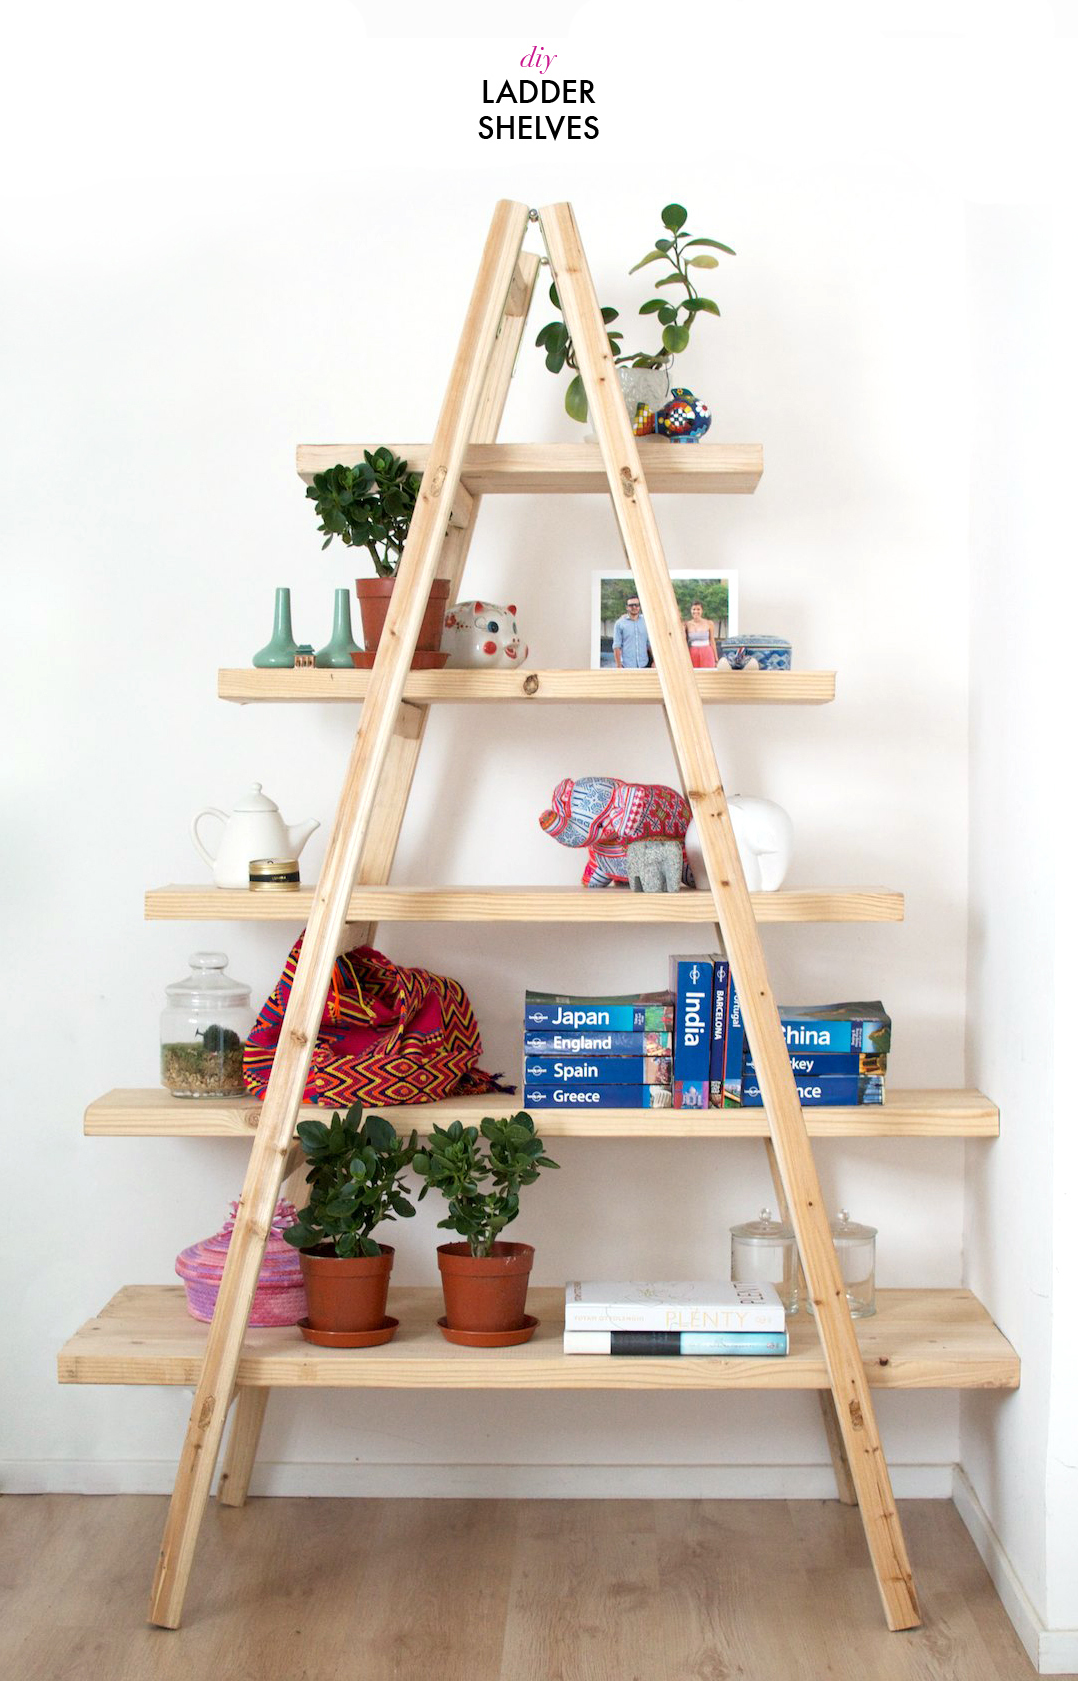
left=670, top=955, right=713, bottom=1108
left=744, top=1048, right=886, bottom=1079
left=523, top=1055, right=671, bottom=1085
left=563, top=1330, right=789, bottom=1356
left=721, top=977, right=746, bottom=1106
left=522, top=1084, right=673, bottom=1109
left=524, top=1004, right=675, bottom=1031
left=524, top=1030, right=672, bottom=1055
left=708, top=955, right=730, bottom=1108
left=741, top=1075, right=885, bottom=1107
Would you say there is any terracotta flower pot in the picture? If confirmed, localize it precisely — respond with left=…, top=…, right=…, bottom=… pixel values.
left=299, top=1244, right=394, bottom=1333
left=352, top=577, right=450, bottom=670
left=436, top=1241, right=534, bottom=1333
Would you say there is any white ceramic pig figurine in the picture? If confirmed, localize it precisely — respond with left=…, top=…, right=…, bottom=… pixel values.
left=686, top=796, right=793, bottom=892
left=443, top=600, right=528, bottom=669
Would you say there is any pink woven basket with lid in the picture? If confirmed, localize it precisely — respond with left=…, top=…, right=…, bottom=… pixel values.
left=175, top=1200, right=306, bottom=1326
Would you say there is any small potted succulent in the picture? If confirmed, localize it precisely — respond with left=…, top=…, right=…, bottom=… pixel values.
left=306, top=446, right=449, bottom=669
left=536, top=200, right=734, bottom=426
left=413, top=1113, right=558, bottom=1346
left=282, top=1103, right=418, bottom=1347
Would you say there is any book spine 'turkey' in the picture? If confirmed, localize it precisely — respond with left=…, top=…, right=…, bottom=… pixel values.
left=744, top=1047, right=886, bottom=1079
left=524, top=1030, right=672, bottom=1055
left=522, top=1084, right=673, bottom=1109
left=522, top=1055, right=671, bottom=1085
left=523, top=1005, right=675, bottom=1031
left=708, top=956, right=730, bottom=1107
left=563, top=1330, right=789, bottom=1356
left=670, top=955, right=713, bottom=1108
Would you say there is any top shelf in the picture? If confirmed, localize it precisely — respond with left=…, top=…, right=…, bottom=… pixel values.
left=296, top=441, right=764, bottom=496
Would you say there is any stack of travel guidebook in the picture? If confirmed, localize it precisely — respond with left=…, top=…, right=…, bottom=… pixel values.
left=562, top=1281, right=789, bottom=1356
left=521, top=990, right=674, bottom=1109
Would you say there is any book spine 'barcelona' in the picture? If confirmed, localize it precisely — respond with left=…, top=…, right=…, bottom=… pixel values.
left=670, top=955, right=713, bottom=1109
left=523, top=1055, right=672, bottom=1085
left=741, top=1075, right=885, bottom=1107
left=708, top=956, right=730, bottom=1107
left=524, top=1030, right=672, bottom=1055
left=522, top=1084, right=673, bottom=1109
left=563, top=1330, right=789, bottom=1356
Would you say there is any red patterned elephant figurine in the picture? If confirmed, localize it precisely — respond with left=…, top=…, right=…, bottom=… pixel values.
left=539, top=775, right=694, bottom=889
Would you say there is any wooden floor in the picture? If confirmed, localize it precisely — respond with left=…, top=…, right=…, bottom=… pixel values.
left=0, top=1495, right=1062, bottom=1681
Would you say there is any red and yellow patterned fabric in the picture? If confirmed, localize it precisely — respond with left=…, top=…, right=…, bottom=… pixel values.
left=243, top=937, right=507, bottom=1106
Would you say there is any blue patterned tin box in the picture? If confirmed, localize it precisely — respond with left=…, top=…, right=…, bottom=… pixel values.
left=719, top=634, right=792, bottom=671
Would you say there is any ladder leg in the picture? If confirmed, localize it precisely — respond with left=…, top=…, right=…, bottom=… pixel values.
left=148, top=199, right=531, bottom=1629
left=764, top=1139, right=857, bottom=1505
left=216, top=1387, right=269, bottom=1508
left=540, top=199, right=919, bottom=1631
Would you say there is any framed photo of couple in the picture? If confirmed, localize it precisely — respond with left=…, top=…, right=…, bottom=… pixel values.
left=590, top=570, right=739, bottom=670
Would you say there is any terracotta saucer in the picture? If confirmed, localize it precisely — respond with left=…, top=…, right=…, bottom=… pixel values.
left=350, top=651, right=449, bottom=670
left=437, top=1315, right=539, bottom=1348
left=298, top=1316, right=398, bottom=1348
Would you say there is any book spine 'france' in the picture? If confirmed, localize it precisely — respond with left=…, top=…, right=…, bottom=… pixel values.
left=563, top=1330, right=789, bottom=1356
left=524, top=1004, right=675, bottom=1031
left=708, top=956, right=730, bottom=1108
left=721, top=978, right=746, bottom=1106
left=522, top=1084, right=673, bottom=1109
left=741, top=1075, right=885, bottom=1107
left=743, top=1048, right=886, bottom=1079
left=670, top=955, right=713, bottom=1108
left=524, top=1030, right=672, bottom=1055
left=522, top=1055, right=672, bottom=1085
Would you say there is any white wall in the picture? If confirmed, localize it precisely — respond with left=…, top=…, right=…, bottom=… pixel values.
left=0, top=0, right=1060, bottom=1538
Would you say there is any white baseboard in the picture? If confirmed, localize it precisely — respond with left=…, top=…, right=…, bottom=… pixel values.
left=953, top=1466, right=1078, bottom=1676
left=3, top=1458, right=953, bottom=1500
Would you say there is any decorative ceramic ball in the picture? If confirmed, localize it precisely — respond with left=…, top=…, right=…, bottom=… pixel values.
left=656, top=387, right=712, bottom=443
left=631, top=402, right=656, bottom=437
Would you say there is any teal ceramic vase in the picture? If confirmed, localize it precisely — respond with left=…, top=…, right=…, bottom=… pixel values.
left=316, top=588, right=363, bottom=668
left=253, top=588, right=300, bottom=669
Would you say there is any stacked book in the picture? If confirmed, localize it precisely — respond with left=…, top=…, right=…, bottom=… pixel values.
left=563, top=1281, right=788, bottom=1356
left=708, top=960, right=890, bottom=1108
left=522, top=990, right=674, bottom=1108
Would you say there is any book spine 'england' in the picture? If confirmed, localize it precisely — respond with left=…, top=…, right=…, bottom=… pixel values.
left=523, top=1030, right=672, bottom=1055
left=741, top=1075, right=885, bottom=1107
left=721, top=978, right=746, bottom=1106
left=563, top=1330, right=789, bottom=1356
left=708, top=956, right=730, bottom=1107
left=522, top=1055, right=672, bottom=1085
left=524, top=1004, right=675, bottom=1031
left=670, top=955, right=713, bottom=1108
left=522, top=1084, right=673, bottom=1109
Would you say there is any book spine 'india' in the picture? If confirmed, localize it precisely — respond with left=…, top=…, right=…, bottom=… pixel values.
left=563, top=1330, right=789, bottom=1356
left=522, top=1084, right=673, bottom=1109
left=708, top=956, right=730, bottom=1107
left=670, top=955, right=713, bottom=1108
left=523, top=1030, right=672, bottom=1055
left=741, top=1075, right=885, bottom=1107
left=523, top=1055, right=672, bottom=1085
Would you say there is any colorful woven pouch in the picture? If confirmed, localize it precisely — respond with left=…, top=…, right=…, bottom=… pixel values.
left=244, top=937, right=509, bottom=1107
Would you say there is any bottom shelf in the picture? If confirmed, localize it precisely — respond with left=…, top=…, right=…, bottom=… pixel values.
left=58, top=1286, right=1019, bottom=1392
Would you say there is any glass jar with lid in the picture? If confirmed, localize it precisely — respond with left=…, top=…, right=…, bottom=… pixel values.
left=806, top=1209, right=877, bottom=1319
left=730, top=1207, right=799, bottom=1314
left=160, top=952, right=255, bottom=1098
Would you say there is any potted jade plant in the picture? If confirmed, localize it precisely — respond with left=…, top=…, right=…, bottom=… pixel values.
left=306, top=446, right=449, bottom=669
left=413, top=1113, right=558, bottom=1347
left=536, top=200, right=734, bottom=425
left=282, top=1103, right=418, bottom=1347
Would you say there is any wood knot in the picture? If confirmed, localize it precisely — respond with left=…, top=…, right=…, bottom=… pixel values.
left=848, top=1398, right=864, bottom=1429
left=523, top=674, right=540, bottom=696
left=430, top=466, right=447, bottom=497
left=197, top=1396, right=215, bottom=1429
left=619, top=468, right=636, bottom=499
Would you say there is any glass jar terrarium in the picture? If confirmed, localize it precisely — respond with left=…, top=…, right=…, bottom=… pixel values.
left=730, top=1207, right=799, bottom=1314
left=806, top=1209, right=877, bottom=1319
left=160, top=952, right=254, bottom=1098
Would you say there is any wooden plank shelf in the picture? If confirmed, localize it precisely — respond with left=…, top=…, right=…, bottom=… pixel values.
left=58, top=1285, right=1020, bottom=1392
left=297, top=440, right=764, bottom=496
left=144, top=885, right=905, bottom=924
left=218, top=668, right=836, bottom=706
left=85, top=1087, right=1000, bottom=1141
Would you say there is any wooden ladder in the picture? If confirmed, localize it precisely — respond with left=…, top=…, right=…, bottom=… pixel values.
left=148, top=197, right=920, bottom=1633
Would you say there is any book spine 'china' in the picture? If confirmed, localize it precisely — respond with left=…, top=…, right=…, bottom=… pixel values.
left=721, top=978, right=746, bottom=1106
left=523, top=1030, right=672, bottom=1055
left=708, top=956, right=730, bottom=1107
left=524, top=1005, right=675, bottom=1031
left=522, top=1084, right=673, bottom=1109
left=563, top=1330, right=789, bottom=1356
left=741, top=1075, right=885, bottom=1107
left=670, top=955, right=713, bottom=1108
left=522, top=1055, right=672, bottom=1085
left=743, top=1047, right=886, bottom=1079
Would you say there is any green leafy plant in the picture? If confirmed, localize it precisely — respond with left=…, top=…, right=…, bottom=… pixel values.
left=306, top=448, right=421, bottom=577
left=536, top=201, right=735, bottom=421
left=282, top=1103, right=418, bottom=1258
left=412, top=1113, right=559, bottom=1258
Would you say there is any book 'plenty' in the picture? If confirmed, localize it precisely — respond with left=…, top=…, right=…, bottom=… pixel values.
left=564, top=1280, right=785, bottom=1332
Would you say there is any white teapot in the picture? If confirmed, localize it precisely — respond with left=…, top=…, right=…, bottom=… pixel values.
left=191, top=784, right=319, bottom=889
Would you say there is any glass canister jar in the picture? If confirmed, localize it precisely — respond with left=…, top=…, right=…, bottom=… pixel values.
left=160, top=952, right=255, bottom=1098
left=807, top=1209, right=877, bottom=1319
left=730, top=1207, right=799, bottom=1314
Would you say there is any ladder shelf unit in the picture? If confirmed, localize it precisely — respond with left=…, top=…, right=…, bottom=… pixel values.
left=59, top=199, right=1015, bottom=1635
